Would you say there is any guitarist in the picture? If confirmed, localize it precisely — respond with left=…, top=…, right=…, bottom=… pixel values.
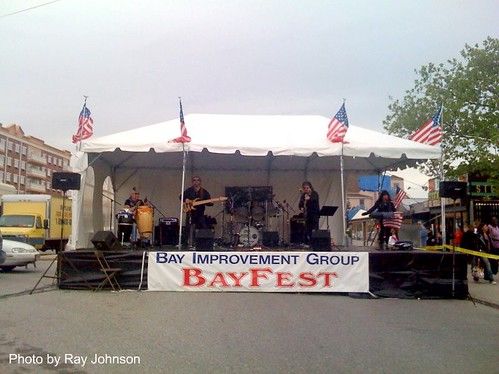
left=182, top=176, right=213, bottom=245
left=298, top=181, right=320, bottom=245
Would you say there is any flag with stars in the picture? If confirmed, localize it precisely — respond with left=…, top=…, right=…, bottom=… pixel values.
left=393, top=186, right=408, bottom=209
left=409, top=105, right=443, bottom=146
left=72, top=102, right=93, bottom=143
left=170, top=98, right=191, bottom=143
left=327, top=103, right=349, bottom=143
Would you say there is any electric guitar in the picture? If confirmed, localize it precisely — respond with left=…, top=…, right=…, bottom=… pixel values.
left=183, top=196, right=228, bottom=212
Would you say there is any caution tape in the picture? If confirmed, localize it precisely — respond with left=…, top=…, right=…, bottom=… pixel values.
left=418, top=244, right=499, bottom=260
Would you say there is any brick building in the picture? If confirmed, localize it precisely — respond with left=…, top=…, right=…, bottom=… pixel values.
left=0, top=123, right=71, bottom=194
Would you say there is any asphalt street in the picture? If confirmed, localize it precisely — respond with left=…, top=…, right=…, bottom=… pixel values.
left=0, top=260, right=498, bottom=374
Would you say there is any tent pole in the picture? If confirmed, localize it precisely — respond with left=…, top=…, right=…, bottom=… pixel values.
left=440, top=105, right=446, bottom=248
left=340, top=143, right=347, bottom=247
left=178, top=144, right=187, bottom=250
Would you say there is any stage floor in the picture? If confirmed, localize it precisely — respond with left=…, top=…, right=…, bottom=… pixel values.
left=58, top=246, right=469, bottom=299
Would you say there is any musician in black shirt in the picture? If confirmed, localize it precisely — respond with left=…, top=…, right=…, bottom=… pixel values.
left=298, top=181, right=320, bottom=244
left=182, top=176, right=213, bottom=246
left=124, top=188, right=144, bottom=211
left=362, top=190, right=396, bottom=250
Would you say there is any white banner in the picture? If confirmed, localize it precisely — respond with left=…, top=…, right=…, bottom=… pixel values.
left=148, top=251, right=369, bottom=293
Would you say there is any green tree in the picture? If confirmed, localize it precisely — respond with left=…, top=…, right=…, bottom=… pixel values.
left=383, top=37, right=498, bottom=185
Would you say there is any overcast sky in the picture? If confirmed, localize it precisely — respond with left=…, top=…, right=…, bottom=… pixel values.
left=0, top=0, right=497, bottom=195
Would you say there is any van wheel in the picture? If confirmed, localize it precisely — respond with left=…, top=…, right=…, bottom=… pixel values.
left=1, top=266, right=16, bottom=272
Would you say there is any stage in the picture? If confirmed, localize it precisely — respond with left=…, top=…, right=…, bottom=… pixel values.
left=58, top=246, right=469, bottom=299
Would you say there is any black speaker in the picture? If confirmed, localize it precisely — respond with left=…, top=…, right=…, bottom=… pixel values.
left=52, top=172, right=81, bottom=191
left=311, top=230, right=331, bottom=251
left=263, top=231, right=279, bottom=247
left=91, top=231, right=122, bottom=251
left=290, top=218, right=305, bottom=243
left=195, top=229, right=214, bottom=251
left=154, top=221, right=179, bottom=246
left=439, top=181, right=467, bottom=199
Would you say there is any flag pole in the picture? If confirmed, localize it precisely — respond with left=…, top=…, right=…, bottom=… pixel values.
left=340, top=141, right=347, bottom=247
left=178, top=142, right=187, bottom=250
left=439, top=104, right=446, bottom=248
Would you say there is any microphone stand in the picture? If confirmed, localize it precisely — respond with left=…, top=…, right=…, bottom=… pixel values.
left=146, top=199, right=167, bottom=218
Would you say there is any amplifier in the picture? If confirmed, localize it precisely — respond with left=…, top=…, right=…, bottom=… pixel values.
left=159, top=217, right=179, bottom=225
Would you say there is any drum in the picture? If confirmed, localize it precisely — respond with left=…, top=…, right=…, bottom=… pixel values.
left=116, top=210, right=134, bottom=243
left=233, top=207, right=249, bottom=223
left=251, top=205, right=265, bottom=221
left=136, top=205, right=154, bottom=239
left=116, top=211, right=134, bottom=225
left=239, top=226, right=260, bottom=247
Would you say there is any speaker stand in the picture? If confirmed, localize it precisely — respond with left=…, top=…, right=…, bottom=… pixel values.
left=31, top=189, right=67, bottom=293
left=30, top=187, right=91, bottom=293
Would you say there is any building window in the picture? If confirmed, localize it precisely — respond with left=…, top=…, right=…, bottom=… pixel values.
left=0, top=171, right=4, bottom=181
left=20, top=176, right=25, bottom=184
left=7, top=157, right=12, bottom=166
left=21, top=161, right=26, bottom=170
left=14, top=159, right=19, bottom=168
left=0, top=138, right=5, bottom=149
left=14, top=143, right=20, bottom=153
left=0, top=155, right=4, bottom=165
left=6, top=172, right=11, bottom=182
left=7, top=140, right=13, bottom=151
left=21, top=145, right=27, bottom=155
left=47, top=155, right=52, bottom=164
left=13, top=174, right=18, bottom=183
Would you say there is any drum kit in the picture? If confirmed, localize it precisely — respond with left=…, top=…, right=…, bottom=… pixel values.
left=115, top=186, right=291, bottom=249
left=223, top=186, right=284, bottom=248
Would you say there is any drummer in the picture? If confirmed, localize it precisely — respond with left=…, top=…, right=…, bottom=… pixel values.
left=124, top=187, right=144, bottom=212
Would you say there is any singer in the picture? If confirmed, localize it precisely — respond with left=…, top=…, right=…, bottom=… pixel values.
left=298, top=181, right=320, bottom=245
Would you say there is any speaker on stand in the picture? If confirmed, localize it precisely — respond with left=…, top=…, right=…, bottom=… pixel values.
left=439, top=181, right=468, bottom=298
left=31, top=172, right=82, bottom=294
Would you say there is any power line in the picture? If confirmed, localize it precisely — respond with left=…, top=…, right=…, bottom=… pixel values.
left=0, top=0, right=63, bottom=19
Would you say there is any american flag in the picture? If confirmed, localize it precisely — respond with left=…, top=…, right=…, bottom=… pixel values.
left=327, top=103, right=349, bottom=143
left=393, top=186, right=408, bottom=209
left=170, top=98, right=191, bottom=143
left=71, top=102, right=93, bottom=143
left=383, top=212, right=403, bottom=229
left=409, top=105, right=443, bottom=146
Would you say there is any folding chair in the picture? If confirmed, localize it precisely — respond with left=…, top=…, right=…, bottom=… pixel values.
left=94, top=250, right=122, bottom=291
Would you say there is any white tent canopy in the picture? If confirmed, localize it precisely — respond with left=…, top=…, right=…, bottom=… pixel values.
left=71, top=114, right=440, bottom=248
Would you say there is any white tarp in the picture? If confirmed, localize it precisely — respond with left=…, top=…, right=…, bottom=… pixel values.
left=81, top=114, right=439, bottom=159
left=70, top=114, right=440, bottom=249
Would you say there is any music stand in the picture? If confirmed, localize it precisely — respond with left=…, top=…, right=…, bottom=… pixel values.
left=319, top=206, right=338, bottom=230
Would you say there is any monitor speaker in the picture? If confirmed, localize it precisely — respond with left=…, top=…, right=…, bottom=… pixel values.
left=439, top=181, right=467, bottom=199
left=91, top=231, right=122, bottom=251
left=262, top=231, right=279, bottom=247
left=311, top=230, right=331, bottom=251
left=195, top=229, right=214, bottom=251
left=52, top=172, right=81, bottom=191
